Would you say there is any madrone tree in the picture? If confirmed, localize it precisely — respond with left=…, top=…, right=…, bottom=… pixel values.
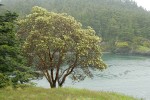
left=18, top=6, right=106, bottom=88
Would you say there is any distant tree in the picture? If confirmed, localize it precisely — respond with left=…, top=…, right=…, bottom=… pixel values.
left=18, top=6, right=106, bottom=88
left=0, top=11, right=33, bottom=88
left=2, top=0, right=150, bottom=54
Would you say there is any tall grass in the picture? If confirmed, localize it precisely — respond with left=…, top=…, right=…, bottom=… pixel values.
left=0, top=87, right=139, bottom=100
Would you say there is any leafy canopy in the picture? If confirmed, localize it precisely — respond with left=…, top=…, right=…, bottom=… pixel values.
left=18, top=6, right=106, bottom=88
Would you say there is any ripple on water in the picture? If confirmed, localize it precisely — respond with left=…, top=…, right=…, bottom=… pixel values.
left=34, top=54, right=150, bottom=100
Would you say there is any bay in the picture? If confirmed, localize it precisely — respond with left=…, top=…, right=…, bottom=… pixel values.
left=33, top=54, right=150, bottom=100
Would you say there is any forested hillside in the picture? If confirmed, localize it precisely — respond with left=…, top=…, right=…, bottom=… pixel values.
left=1, top=0, right=150, bottom=55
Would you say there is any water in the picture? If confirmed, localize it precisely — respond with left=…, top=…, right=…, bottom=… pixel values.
left=33, top=54, right=150, bottom=100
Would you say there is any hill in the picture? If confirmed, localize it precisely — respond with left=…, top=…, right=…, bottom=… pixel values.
left=1, top=0, right=150, bottom=55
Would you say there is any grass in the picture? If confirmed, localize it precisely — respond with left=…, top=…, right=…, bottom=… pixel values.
left=0, top=87, right=139, bottom=100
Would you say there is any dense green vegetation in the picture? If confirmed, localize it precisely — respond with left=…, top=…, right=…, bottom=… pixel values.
left=1, top=4, right=106, bottom=88
left=1, top=0, right=150, bottom=55
left=0, top=11, right=34, bottom=88
left=0, top=0, right=149, bottom=99
left=0, top=87, right=138, bottom=100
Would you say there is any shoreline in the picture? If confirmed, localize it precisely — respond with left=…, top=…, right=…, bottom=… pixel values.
left=102, top=52, right=150, bottom=57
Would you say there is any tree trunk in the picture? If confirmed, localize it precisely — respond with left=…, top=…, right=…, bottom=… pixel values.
left=50, top=82, right=56, bottom=88
left=58, top=84, right=63, bottom=87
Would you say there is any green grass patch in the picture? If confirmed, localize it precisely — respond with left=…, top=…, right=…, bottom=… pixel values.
left=0, top=87, right=139, bottom=100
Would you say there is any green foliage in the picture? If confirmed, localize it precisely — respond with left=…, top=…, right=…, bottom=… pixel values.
left=114, top=41, right=131, bottom=53
left=135, top=46, right=150, bottom=54
left=0, top=11, right=19, bottom=73
left=18, top=6, right=106, bottom=88
left=143, top=41, right=150, bottom=48
left=115, top=42, right=129, bottom=48
left=12, top=70, right=34, bottom=85
left=0, top=11, right=34, bottom=88
left=0, top=73, right=11, bottom=88
left=1, top=0, right=150, bottom=54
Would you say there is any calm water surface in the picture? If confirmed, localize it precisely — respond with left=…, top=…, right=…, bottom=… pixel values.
left=33, top=54, right=150, bottom=100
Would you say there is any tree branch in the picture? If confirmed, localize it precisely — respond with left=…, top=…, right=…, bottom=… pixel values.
left=48, top=46, right=52, bottom=67
left=37, top=54, right=53, bottom=85
left=47, top=47, right=55, bottom=82
left=59, top=53, right=78, bottom=86
left=54, top=49, right=64, bottom=82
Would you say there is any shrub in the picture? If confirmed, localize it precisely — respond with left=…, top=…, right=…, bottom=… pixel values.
left=0, top=73, right=12, bottom=88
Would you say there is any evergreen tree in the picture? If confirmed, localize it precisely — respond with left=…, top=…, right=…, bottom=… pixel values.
left=0, top=11, right=33, bottom=88
left=1, top=0, right=150, bottom=54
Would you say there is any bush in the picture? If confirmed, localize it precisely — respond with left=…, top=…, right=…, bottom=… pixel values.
left=0, top=73, right=12, bottom=88
left=136, top=46, right=150, bottom=53
left=143, top=41, right=150, bottom=48
left=115, top=41, right=129, bottom=48
left=114, top=41, right=131, bottom=53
